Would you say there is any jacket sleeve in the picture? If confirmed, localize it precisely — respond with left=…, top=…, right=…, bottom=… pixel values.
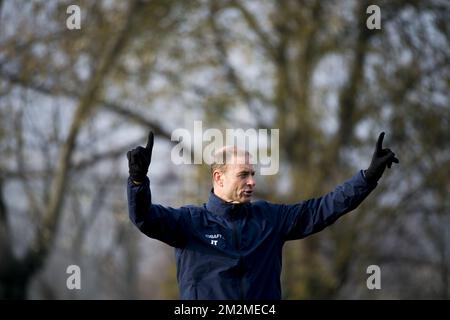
left=277, top=170, right=377, bottom=241
left=127, top=177, right=189, bottom=248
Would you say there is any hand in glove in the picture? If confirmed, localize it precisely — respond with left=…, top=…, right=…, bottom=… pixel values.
left=364, top=132, right=399, bottom=183
left=127, top=131, right=154, bottom=183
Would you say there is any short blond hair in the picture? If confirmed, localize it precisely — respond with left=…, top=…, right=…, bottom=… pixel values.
left=210, top=146, right=250, bottom=175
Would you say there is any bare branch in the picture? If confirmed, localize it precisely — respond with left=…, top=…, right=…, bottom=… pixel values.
left=208, top=2, right=252, bottom=104
left=336, top=1, right=372, bottom=145
left=228, top=0, right=275, bottom=59
left=208, top=1, right=274, bottom=128
left=0, top=70, right=173, bottom=141
left=25, top=0, right=144, bottom=272
left=13, top=107, right=44, bottom=220
left=0, top=175, right=11, bottom=250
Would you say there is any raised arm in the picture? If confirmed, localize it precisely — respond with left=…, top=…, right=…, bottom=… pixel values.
left=278, top=170, right=375, bottom=240
left=126, top=131, right=189, bottom=248
left=278, top=132, right=399, bottom=241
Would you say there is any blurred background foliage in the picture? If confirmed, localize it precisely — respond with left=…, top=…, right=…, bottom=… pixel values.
left=0, top=0, right=448, bottom=299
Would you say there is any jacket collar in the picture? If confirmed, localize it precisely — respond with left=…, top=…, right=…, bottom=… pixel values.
left=206, top=189, right=248, bottom=217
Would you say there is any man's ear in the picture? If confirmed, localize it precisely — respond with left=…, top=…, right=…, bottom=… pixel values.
left=213, top=170, right=223, bottom=187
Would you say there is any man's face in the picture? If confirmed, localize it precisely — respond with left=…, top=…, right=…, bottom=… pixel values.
left=220, top=156, right=256, bottom=203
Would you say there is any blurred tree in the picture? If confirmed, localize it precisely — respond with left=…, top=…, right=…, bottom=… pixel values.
left=0, top=0, right=448, bottom=299
left=0, top=1, right=195, bottom=298
left=197, top=0, right=449, bottom=299
left=0, top=0, right=171, bottom=299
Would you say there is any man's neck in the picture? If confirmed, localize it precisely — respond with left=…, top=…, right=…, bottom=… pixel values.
left=212, top=188, right=239, bottom=204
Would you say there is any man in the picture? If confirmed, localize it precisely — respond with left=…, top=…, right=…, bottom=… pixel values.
left=127, top=131, right=398, bottom=299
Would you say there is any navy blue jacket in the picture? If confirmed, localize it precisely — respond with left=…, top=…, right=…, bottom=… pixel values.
left=127, top=170, right=376, bottom=300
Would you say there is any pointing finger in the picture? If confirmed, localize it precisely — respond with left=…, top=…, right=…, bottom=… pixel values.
left=376, top=132, right=385, bottom=152
left=146, top=131, right=154, bottom=150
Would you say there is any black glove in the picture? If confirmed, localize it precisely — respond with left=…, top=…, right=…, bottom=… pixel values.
left=127, top=131, right=154, bottom=183
left=364, top=132, right=399, bottom=183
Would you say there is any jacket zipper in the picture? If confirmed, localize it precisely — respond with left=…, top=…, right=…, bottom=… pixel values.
left=232, top=220, right=239, bottom=250
left=231, top=213, right=244, bottom=299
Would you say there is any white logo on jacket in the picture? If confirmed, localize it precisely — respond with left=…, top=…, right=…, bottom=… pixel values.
left=205, top=233, right=223, bottom=246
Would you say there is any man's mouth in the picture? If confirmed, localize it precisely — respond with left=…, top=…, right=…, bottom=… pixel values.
left=243, top=190, right=253, bottom=197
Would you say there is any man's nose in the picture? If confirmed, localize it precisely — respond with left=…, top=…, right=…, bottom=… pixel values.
left=247, top=176, right=255, bottom=187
